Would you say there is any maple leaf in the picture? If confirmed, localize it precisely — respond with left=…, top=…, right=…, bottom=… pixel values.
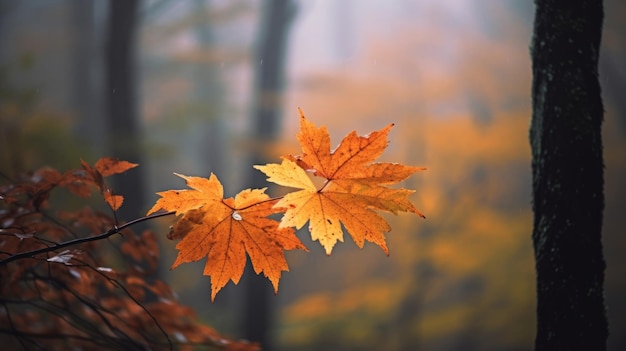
left=255, top=109, right=425, bottom=255
left=147, top=173, right=307, bottom=301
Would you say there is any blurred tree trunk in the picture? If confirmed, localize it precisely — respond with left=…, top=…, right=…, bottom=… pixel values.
left=71, top=0, right=106, bottom=155
left=600, top=55, right=626, bottom=133
left=530, top=1, right=608, bottom=350
left=243, top=1, right=296, bottom=349
left=192, top=0, right=225, bottom=178
left=105, top=0, right=144, bottom=222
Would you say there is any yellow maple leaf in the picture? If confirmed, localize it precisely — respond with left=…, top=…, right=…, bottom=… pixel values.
left=147, top=173, right=307, bottom=301
left=255, top=109, right=425, bottom=255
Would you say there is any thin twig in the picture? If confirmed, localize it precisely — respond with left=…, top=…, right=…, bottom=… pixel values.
left=78, top=260, right=174, bottom=350
left=0, top=211, right=175, bottom=266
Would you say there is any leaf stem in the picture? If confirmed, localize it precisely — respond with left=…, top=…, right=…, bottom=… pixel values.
left=317, top=179, right=332, bottom=193
left=0, top=211, right=176, bottom=266
left=235, top=196, right=285, bottom=211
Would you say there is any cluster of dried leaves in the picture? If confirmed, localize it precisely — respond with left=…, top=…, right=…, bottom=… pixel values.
left=149, top=109, right=425, bottom=301
left=0, top=158, right=258, bottom=350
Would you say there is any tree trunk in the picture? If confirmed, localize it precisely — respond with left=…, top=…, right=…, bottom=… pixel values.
left=243, top=1, right=296, bottom=349
left=105, top=0, right=144, bottom=222
left=192, top=0, right=226, bottom=178
left=530, top=1, right=608, bottom=350
left=72, top=0, right=108, bottom=158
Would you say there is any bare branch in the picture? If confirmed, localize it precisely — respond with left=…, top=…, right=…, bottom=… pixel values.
left=0, top=211, right=175, bottom=266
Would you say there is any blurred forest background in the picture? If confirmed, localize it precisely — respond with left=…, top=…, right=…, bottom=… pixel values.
left=1, top=0, right=625, bottom=350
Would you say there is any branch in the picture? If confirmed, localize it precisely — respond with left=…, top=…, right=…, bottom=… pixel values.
left=0, top=211, right=175, bottom=266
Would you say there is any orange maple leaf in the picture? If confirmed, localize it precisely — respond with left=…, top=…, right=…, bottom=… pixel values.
left=255, top=108, right=425, bottom=255
left=147, top=173, right=307, bottom=301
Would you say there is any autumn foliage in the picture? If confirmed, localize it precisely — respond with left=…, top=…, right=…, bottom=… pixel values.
left=1, top=109, right=423, bottom=348
left=149, top=109, right=425, bottom=300
left=0, top=159, right=258, bottom=350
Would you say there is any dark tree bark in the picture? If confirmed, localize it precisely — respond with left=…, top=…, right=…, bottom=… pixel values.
left=105, top=0, right=145, bottom=222
left=530, top=1, right=608, bottom=350
left=243, top=1, right=296, bottom=349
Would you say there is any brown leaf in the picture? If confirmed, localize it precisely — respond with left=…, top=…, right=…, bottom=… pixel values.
left=103, top=190, right=124, bottom=211
left=95, top=157, right=138, bottom=177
